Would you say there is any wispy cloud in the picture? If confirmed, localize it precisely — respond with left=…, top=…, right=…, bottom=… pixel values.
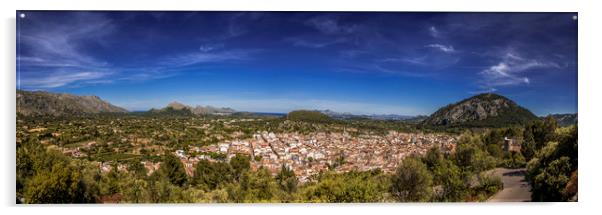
left=17, top=13, right=115, bottom=89
left=335, top=63, right=432, bottom=78
left=479, top=50, right=560, bottom=88
left=19, top=71, right=112, bottom=88
left=285, top=37, right=347, bottom=48
left=199, top=43, right=224, bottom=52
left=426, top=44, right=456, bottom=53
left=305, top=16, right=356, bottom=35
left=380, top=56, right=428, bottom=65
left=429, top=26, right=440, bottom=38
left=161, top=49, right=259, bottom=67
left=225, top=12, right=264, bottom=38
left=17, top=12, right=258, bottom=89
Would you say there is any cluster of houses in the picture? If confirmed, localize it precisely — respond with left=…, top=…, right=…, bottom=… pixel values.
left=168, top=130, right=459, bottom=183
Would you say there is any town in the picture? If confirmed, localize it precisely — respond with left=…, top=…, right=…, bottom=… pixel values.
left=186, top=130, right=456, bottom=182
left=17, top=115, right=457, bottom=183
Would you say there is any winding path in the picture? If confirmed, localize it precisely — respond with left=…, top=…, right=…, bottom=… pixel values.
left=487, top=168, right=532, bottom=202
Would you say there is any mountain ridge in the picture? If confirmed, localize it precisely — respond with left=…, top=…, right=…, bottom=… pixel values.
left=547, top=113, right=578, bottom=127
left=150, top=101, right=236, bottom=116
left=17, top=90, right=128, bottom=116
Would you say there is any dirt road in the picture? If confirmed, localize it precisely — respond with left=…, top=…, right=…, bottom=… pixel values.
left=487, top=168, right=532, bottom=202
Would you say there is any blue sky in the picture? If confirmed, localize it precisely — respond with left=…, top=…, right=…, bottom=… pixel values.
left=16, top=11, right=578, bottom=116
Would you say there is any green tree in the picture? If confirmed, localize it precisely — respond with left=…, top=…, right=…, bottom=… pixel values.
left=432, top=159, right=467, bottom=202
left=522, top=128, right=537, bottom=161
left=299, top=170, right=388, bottom=203
left=531, top=156, right=572, bottom=201
left=230, top=154, right=250, bottom=182
left=24, top=161, right=98, bottom=203
left=454, top=142, right=496, bottom=173
left=159, top=154, right=188, bottom=186
left=390, top=157, right=433, bottom=202
left=486, top=143, right=504, bottom=159
left=527, top=116, right=558, bottom=150
left=483, top=129, right=504, bottom=146
left=147, top=177, right=182, bottom=203
left=128, top=159, right=147, bottom=178
left=526, top=125, right=577, bottom=201
left=99, top=166, right=122, bottom=195
left=122, top=178, right=149, bottom=203
left=192, top=160, right=232, bottom=190
left=503, top=151, right=526, bottom=168
left=275, top=164, right=298, bottom=194
left=228, top=167, right=279, bottom=202
left=423, top=146, right=444, bottom=171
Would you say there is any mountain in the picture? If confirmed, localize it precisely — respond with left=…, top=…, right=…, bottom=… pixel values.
left=17, top=90, right=128, bottom=116
left=422, top=93, right=538, bottom=127
left=547, top=113, right=578, bottom=127
left=149, top=101, right=236, bottom=116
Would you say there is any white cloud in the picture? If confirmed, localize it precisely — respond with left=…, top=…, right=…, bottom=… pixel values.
left=224, top=12, right=264, bottom=38
left=426, top=44, right=456, bottom=53
left=18, top=13, right=113, bottom=69
left=381, top=56, right=429, bottom=65
left=306, top=16, right=356, bottom=35
left=161, top=49, right=258, bottom=67
left=19, top=71, right=112, bottom=88
left=18, top=13, right=237, bottom=89
left=286, top=37, right=347, bottom=48
left=479, top=51, right=559, bottom=88
left=17, top=13, right=117, bottom=89
left=199, top=43, right=224, bottom=52
left=335, top=63, right=431, bottom=78
left=429, top=26, right=439, bottom=38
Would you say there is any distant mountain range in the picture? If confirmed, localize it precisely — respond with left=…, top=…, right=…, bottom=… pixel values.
left=17, top=90, right=128, bottom=116
left=547, top=113, right=578, bottom=127
left=16, top=90, right=236, bottom=117
left=16, top=90, right=575, bottom=128
left=422, top=93, right=538, bottom=127
left=148, top=101, right=236, bottom=116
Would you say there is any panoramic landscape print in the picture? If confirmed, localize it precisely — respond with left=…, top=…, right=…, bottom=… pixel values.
left=16, top=11, right=577, bottom=203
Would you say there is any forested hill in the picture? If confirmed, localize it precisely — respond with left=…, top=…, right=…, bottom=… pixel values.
left=286, top=110, right=335, bottom=123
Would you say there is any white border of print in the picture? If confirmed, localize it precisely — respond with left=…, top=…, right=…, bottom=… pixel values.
left=1, top=0, right=600, bottom=215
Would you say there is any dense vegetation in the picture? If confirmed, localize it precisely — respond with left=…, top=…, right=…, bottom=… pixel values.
left=286, top=110, right=335, bottom=124
left=525, top=119, right=578, bottom=201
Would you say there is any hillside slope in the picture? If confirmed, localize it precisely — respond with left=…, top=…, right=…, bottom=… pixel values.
left=17, top=90, right=128, bottom=116
left=422, top=93, right=537, bottom=127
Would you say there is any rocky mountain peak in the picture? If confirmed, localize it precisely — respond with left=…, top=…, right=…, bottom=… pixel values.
left=422, top=93, right=537, bottom=127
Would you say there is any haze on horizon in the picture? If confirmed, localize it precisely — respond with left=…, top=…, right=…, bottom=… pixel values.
left=16, top=11, right=578, bottom=116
